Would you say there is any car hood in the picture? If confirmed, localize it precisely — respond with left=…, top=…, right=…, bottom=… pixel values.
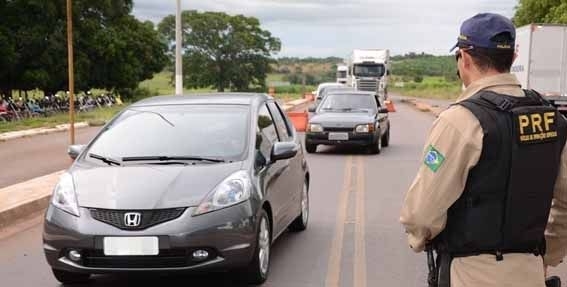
left=71, top=162, right=243, bottom=210
left=310, top=112, right=375, bottom=128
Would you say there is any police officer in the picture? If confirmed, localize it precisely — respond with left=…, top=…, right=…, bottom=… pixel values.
left=400, top=13, right=567, bottom=287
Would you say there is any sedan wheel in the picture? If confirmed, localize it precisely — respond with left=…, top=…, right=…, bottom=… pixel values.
left=369, top=134, right=382, bottom=154
left=290, top=182, right=309, bottom=231
left=305, top=144, right=317, bottom=154
left=381, top=126, right=390, bottom=147
left=244, top=210, right=271, bottom=285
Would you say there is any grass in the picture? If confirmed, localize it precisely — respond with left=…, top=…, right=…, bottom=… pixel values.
left=0, top=105, right=125, bottom=133
left=391, top=76, right=461, bottom=100
left=267, top=73, right=285, bottom=83
left=138, top=71, right=215, bottom=95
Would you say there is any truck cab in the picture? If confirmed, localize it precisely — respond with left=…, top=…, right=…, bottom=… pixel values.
left=336, top=65, right=348, bottom=84
left=347, top=49, right=390, bottom=98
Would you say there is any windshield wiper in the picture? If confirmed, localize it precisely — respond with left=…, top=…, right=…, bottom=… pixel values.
left=89, top=153, right=122, bottom=166
left=121, top=156, right=226, bottom=163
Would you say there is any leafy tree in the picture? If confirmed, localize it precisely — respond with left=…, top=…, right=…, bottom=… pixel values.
left=158, top=11, right=281, bottom=92
left=513, top=0, right=567, bottom=26
left=0, top=0, right=167, bottom=99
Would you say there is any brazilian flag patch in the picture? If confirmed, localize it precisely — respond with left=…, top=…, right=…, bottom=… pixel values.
left=424, top=145, right=445, bottom=172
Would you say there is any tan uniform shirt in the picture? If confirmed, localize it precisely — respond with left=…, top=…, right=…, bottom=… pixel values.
left=400, top=73, right=567, bottom=287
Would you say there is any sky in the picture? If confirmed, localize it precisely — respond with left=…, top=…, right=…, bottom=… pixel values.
left=132, top=0, right=518, bottom=58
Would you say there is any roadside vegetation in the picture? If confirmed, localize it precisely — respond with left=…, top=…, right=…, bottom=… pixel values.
left=0, top=105, right=124, bottom=134
left=390, top=53, right=461, bottom=99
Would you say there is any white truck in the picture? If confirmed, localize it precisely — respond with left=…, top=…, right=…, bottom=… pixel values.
left=336, top=64, right=348, bottom=84
left=346, top=49, right=390, bottom=97
left=511, top=24, right=567, bottom=113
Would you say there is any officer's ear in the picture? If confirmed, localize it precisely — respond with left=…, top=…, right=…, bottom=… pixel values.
left=461, top=50, right=474, bottom=70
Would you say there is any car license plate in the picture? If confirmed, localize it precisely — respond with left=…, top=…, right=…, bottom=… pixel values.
left=103, top=237, right=159, bottom=256
left=328, top=132, right=349, bottom=141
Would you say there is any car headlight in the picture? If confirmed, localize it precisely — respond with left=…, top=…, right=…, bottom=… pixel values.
left=308, top=124, right=323, bottom=133
left=51, top=173, right=80, bottom=217
left=355, top=124, right=375, bottom=133
left=193, top=170, right=252, bottom=216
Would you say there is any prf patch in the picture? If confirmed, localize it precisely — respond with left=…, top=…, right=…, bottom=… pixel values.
left=516, top=111, right=558, bottom=144
left=424, top=145, right=445, bottom=172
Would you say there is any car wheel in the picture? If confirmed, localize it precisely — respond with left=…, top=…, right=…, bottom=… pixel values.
left=244, top=210, right=271, bottom=285
left=381, top=127, right=390, bottom=147
left=369, top=134, right=382, bottom=154
left=52, top=269, right=90, bottom=284
left=305, top=144, right=317, bottom=154
left=289, top=181, right=309, bottom=232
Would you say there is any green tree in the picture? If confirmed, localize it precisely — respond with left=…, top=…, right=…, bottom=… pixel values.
left=0, top=0, right=167, bottom=99
left=158, top=11, right=281, bottom=92
left=514, top=0, right=567, bottom=26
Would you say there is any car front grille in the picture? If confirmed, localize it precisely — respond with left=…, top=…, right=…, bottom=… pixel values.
left=357, top=79, right=377, bottom=92
left=90, top=208, right=186, bottom=231
left=324, top=127, right=354, bottom=132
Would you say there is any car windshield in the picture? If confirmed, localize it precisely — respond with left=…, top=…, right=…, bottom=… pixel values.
left=353, top=64, right=385, bottom=77
left=319, top=94, right=376, bottom=113
left=337, top=71, right=347, bottom=78
left=84, top=105, right=249, bottom=163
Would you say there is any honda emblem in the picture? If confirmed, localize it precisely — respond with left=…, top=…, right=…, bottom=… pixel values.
left=124, top=212, right=141, bottom=227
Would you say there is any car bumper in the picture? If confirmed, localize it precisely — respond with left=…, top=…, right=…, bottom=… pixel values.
left=43, top=202, right=258, bottom=274
left=305, top=132, right=377, bottom=146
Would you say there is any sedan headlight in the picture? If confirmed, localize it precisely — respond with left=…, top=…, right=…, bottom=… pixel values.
left=193, top=171, right=252, bottom=216
left=308, top=124, right=323, bottom=133
left=355, top=124, right=375, bottom=133
left=51, top=173, right=80, bottom=217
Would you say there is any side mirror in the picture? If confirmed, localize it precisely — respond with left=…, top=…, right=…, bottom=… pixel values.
left=378, top=107, right=389, bottom=114
left=68, top=145, right=86, bottom=160
left=308, top=105, right=317, bottom=113
left=271, top=142, right=299, bottom=162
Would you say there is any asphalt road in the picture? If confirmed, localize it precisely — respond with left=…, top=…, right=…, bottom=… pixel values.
left=0, top=127, right=101, bottom=188
left=0, top=100, right=565, bottom=286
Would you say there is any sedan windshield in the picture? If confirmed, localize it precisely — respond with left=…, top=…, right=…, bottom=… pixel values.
left=85, top=105, right=249, bottom=163
left=319, top=94, right=377, bottom=113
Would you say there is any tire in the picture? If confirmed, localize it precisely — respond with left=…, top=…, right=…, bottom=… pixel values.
left=52, top=269, right=90, bottom=284
left=381, top=127, right=390, bottom=147
left=244, top=210, right=271, bottom=285
left=305, top=143, right=317, bottom=154
left=289, top=181, right=309, bottom=232
left=369, top=134, right=382, bottom=154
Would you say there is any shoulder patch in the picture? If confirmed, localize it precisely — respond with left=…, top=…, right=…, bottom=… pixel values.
left=424, top=145, right=445, bottom=172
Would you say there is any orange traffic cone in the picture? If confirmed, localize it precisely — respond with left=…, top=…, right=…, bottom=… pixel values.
left=287, top=111, right=308, bottom=132
left=385, top=100, right=396, bottom=112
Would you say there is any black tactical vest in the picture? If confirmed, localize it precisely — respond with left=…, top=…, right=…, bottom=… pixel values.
left=444, top=90, right=567, bottom=260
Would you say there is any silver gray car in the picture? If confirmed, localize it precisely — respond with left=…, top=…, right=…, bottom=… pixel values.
left=43, top=93, right=310, bottom=285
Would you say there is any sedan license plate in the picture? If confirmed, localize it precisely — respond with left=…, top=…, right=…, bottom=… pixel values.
left=103, top=237, right=159, bottom=256
left=328, top=132, right=349, bottom=141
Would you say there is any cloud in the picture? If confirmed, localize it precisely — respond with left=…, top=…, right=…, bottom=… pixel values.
left=132, top=0, right=517, bottom=57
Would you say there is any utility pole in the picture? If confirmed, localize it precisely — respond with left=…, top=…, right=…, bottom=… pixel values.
left=175, top=0, right=183, bottom=96
left=66, top=0, right=75, bottom=145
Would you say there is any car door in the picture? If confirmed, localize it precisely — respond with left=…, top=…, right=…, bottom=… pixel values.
left=255, top=103, right=290, bottom=237
left=267, top=101, right=303, bottom=226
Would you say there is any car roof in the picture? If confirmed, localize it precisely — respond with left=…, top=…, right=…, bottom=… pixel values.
left=317, top=83, right=343, bottom=92
left=326, top=91, right=377, bottom=96
left=317, top=82, right=342, bottom=88
left=130, top=93, right=271, bottom=107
